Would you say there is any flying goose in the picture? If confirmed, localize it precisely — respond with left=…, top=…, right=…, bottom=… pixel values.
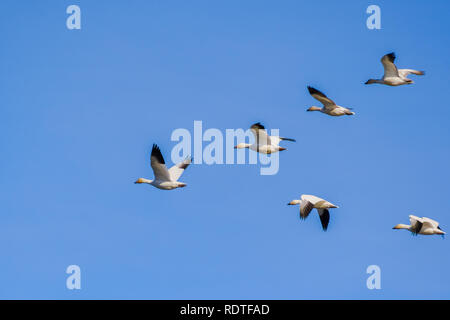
left=288, top=194, right=339, bottom=231
left=307, top=87, right=355, bottom=116
left=135, top=144, right=192, bottom=190
left=393, top=215, right=445, bottom=237
left=365, top=52, right=425, bottom=86
left=234, top=122, right=295, bottom=154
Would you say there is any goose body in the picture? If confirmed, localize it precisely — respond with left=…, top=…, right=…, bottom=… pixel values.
left=135, top=144, right=191, bottom=190
left=234, top=122, right=295, bottom=154
left=307, top=87, right=354, bottom=116
left=365, top=53, right=424, bottom=86
left=393, top=215, right=445, bottom=236
left=288, top=194, right=339, bottom=231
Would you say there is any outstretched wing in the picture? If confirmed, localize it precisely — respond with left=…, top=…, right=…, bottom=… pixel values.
left=307, top=86, right=337, bottom=110
left=307, top=86, right=336, bottom=106
left=150, top=144, right=171, bottom=181
left=168, top=157, right=192, bottom=181
left=422, top=217, right=439, bottom=229
left=300, top=200, right=314, bottom=220
left=268, top=136, right=296, bottom=146
left=381, top=52, right=399, bottom=78
left=317, top=209, right=330, bottom=231
left=398, top=69, right=425, bottom=78
left=250, top=122, right=271, bottom=146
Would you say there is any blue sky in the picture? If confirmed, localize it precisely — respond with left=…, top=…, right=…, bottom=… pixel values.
left=1, top=0, right=449, bottom=299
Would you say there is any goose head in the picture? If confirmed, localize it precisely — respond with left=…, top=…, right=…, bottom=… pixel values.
left=135, top=178, right=153, bottom=184
left=393, top=224, right=410, bottom=230
left=307, top=106, right=322, bottom=112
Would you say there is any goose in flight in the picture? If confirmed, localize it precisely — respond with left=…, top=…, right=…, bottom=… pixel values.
left=234, top=122, right=295, bottom=154
left=365, top=52, right=425, bottom=86
left=288, top=194, right=339, bottom=231
left=135, top=144, right=192, bottom=190
left=306, top=87, right=355, bottom=116
left=393, top=215, right=445, bottom=237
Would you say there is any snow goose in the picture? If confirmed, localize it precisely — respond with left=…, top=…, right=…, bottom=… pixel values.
left=288, top=194, right=339, bottom=231
left=135, top=144, right=192, bottom=190
left=307, top=87, right=355, bottom=116
left=393, top=215, right=445, bottom=237
left=365, top=52, right=424, bottom=86
left=234, top=122, right=295, bottom=154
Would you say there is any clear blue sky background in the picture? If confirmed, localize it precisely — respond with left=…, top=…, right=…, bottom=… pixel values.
left=1, top=0, right=449, bottom=299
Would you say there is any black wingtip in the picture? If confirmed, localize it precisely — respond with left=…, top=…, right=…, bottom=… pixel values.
left=386, top=52, right=396, bottom=61
left=307, top=86, right=327, bottom=98
left=151, top=144, right=159, bottom=154
left=319, top=209, right=330, bottom=232
left=251, top=122, right=265, bottom=130
left=151, top=144, right=165, bottom=164
left=307, top=86, right=319, bottom=95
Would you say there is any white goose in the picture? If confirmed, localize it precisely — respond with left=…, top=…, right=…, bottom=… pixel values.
left=135, top=144, right=191, bottom=190
left=234, top=122, right=295, bottom=154
left=288, top=194, right=339, bottom=231
left=393, top=215, right=445, bottom=237
left=307, top=87, right=355, bottom=116
left=365, top=52, right=425, bottom=86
